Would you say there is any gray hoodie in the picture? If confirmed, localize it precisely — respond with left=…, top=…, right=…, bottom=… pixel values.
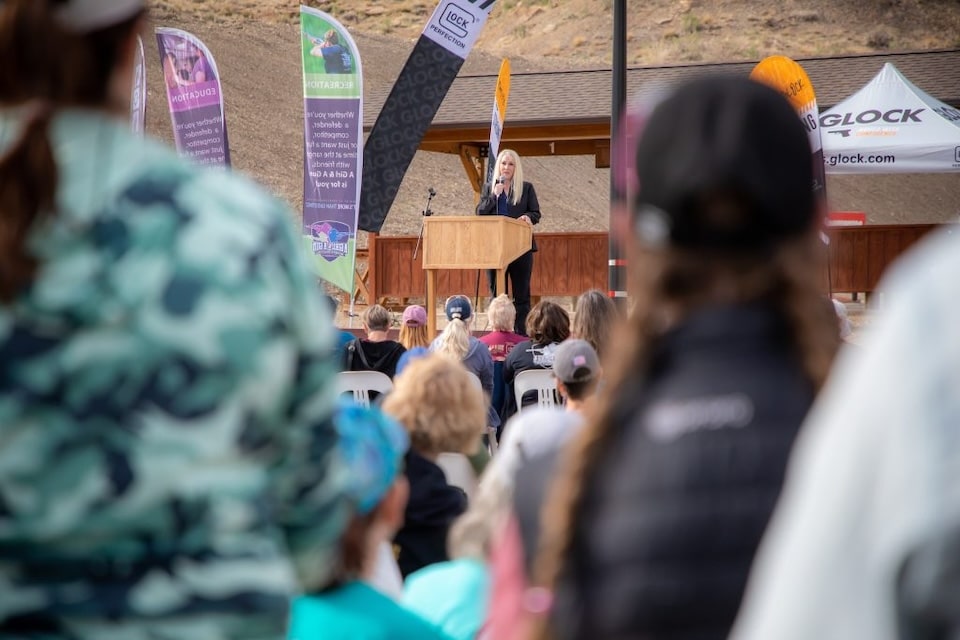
left=430, top=336, right=499, bottom=429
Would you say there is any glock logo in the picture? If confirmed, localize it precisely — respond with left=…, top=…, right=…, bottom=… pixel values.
left=441, top=3, right=476, bottom=37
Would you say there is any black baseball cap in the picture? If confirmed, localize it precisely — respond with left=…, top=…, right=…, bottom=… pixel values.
left=632, top=75, right=815, bottom=250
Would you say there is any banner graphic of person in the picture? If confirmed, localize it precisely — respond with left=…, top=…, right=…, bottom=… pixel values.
left=155, top=27, right=231, bottom=167
left=130, top=36, right=146, bottom=136
left=300, top=5, right=363, bottom=294
left=751, top=56, right=827, bottom=204
left=358, top=0, right=498, bottom=233
left=486, top=58, right=511, bottom=186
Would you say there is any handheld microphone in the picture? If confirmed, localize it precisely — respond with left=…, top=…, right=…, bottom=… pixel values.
left=496, top=176, right=506, bottom=184
left=428, top=187, right=436, bottom=196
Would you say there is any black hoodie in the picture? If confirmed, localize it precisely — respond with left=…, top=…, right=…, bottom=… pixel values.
left=344, top=338, right=406, bottom=379
left=393, top=450, right=467, bottom=577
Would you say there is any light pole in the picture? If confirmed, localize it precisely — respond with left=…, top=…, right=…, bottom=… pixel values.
left=609, top=0, right=628, bottom=307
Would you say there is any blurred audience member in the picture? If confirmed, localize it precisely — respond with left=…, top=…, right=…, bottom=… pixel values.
left=344, top=304, right=406, bottom=378
left=288, top=403, right=450, bottom=639
left=503, top=301, right=571, bottom=417
left=402, top=338, right=603, bottom=640
left=481, top=294, right=527, bottom=428
left=431, top=294, right=499, bottom=435
left=481, top=294, right=527, bottom=361
left=484, top=340, right=602, bottom=640
left=396, top=346, right=430, bottom=377
left=732, top=230, right=960, bottom=640
left=490, top=339, right=600, bottom=489
left=533, top=76, right=840, bottom=640
left=399, top=304, right=431, bottom=350
left=0, top=1, right=348, bottom=636
left=383, top=355, right=487, bottom=577
left=571, top=289, right=620, bottom=359
left=403, top=474, right=512, bottom=640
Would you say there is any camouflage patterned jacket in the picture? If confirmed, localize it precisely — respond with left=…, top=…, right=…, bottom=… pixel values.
left=0, top=110, right=348, bottom=639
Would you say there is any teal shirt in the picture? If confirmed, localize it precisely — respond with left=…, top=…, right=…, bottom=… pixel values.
left=403, top=558, right=490, bottom=640
left=0, top=109, right=348, bottom=635
left=289, top=582, right=452, bottom=640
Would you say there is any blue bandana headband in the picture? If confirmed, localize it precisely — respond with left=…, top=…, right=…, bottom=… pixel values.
left=334, top=401, right=409, bottom=515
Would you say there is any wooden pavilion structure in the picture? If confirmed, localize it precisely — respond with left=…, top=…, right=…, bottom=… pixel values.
left=356, top=50, right=960, bottom=306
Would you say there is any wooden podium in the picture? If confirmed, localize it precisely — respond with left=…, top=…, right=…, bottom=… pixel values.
left=422, top=216, right=533, bottom=335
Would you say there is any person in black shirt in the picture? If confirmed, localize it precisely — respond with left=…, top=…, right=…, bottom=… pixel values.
left=534, top=77, right=842, bottom=640
left=477, top=149, right=540, bottom=335
left=344, top=304, right=405, bottom=379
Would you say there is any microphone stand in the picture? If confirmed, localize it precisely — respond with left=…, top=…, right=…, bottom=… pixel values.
left=412, top=188, right=436, bottom=261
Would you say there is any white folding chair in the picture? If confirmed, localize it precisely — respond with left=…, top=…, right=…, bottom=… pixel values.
left=436, top=452, right=478, bottom=501
left=336, top=371, right=393, bottom=408
left=513, top=369, right=558, bottom=413
left=486, top=426, right=500, bottom=456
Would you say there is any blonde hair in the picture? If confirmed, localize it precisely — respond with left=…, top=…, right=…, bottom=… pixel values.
left=492, top=149, right=524, bottom=207
left=434, top=297, right=474, bottom=362
left=382, top=355, right=486, bottom=457
left=398, top=324, right=430, bottom=350
left=572, top=289, right=620, bottom=358
left=362, top=304, right=392, bottom=332
left=532, top=234, right=840, bottom=638
left=487, top=294, right=517, bottom=333
left=447, top=474, right=511, bottom=560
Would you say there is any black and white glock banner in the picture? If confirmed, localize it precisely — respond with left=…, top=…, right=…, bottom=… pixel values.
left=358, top=0, right=496, bottom=233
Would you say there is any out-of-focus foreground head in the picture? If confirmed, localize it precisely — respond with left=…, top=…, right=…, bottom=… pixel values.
left=631, top=75, right=816, bottom=251
left=0, top=0, right=145, bottom=103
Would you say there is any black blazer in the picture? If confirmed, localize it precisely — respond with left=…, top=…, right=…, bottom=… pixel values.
left=476, top=180, right=541, bottom=251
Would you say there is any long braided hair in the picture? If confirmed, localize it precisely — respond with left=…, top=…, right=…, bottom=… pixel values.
left=531, top=231, right=840, bottom=639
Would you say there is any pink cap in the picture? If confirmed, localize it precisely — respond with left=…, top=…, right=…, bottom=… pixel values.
left=402, top=305, right=427, bottom=327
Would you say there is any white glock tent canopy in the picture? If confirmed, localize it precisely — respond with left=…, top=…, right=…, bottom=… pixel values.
left=820, top=62, right=960, bottom=174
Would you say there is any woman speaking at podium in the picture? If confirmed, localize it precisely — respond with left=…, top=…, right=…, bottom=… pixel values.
left=476, top=149, right=541, bottom=336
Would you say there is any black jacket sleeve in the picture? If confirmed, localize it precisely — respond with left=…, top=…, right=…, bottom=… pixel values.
left=476, top=182, right=541, bottom=220
left=477, top=192, right=497, bottom=215
left=525, top=183, right=541, bottom=225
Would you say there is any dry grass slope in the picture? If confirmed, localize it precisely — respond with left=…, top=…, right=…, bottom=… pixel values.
left=144, top=0, right=960, bottom=238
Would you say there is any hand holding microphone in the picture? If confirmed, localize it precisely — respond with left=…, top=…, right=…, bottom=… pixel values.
left=492, top=175, right=507, bottom=197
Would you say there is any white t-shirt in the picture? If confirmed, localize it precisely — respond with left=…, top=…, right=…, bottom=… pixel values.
left=485, top=407, right=584, bottom=489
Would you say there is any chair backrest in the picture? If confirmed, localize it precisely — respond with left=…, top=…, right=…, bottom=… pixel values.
left=436, top=452, right=478, bottom=501
left=337, top=370, right=394, bottom=408
left=486, top=426, right=499, bottom=456
left=513, top=369, right=557, bottom=413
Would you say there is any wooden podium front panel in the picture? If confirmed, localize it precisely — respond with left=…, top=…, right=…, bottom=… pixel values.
left=423, top=216, right=532, bottom=270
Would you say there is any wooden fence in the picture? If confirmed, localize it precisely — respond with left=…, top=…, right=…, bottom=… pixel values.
left=352, top=224, right=942, bottom=306
left=826, top=223, right=940, bottom=295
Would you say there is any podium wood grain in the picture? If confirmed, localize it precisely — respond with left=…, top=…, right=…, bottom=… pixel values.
left=422, top=216, right=532, bottom=335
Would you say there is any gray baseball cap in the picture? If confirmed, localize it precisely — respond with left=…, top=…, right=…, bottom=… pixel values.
left=552, top=339, right=600, bottom=384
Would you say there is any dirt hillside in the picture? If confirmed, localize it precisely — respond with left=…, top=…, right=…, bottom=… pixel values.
left=144, top=0, right=960, bottom=237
